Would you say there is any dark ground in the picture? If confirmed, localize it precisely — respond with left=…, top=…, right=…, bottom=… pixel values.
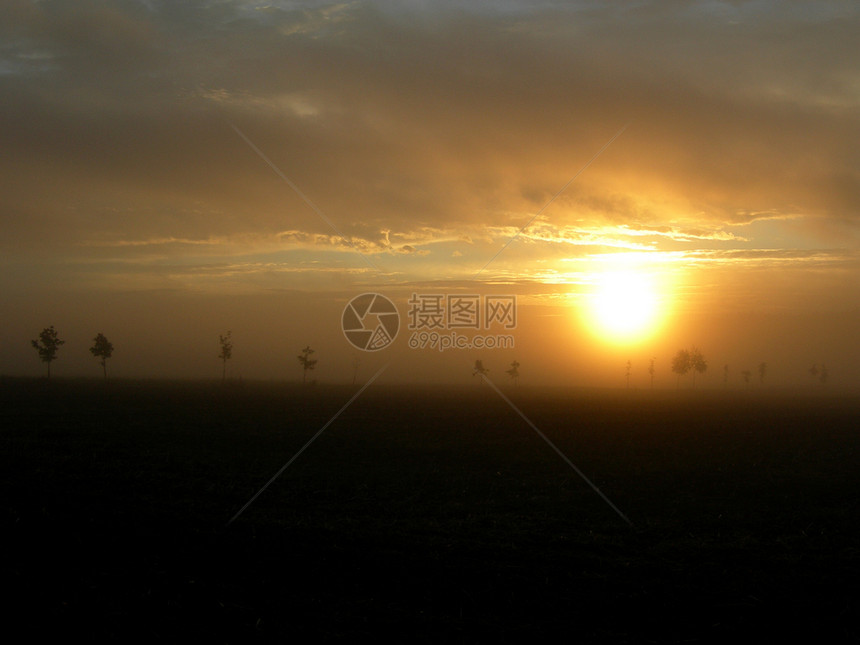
left=2, top=377, right=859, bottom=642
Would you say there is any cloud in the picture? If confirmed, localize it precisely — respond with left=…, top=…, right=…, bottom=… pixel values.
left=1, top=0, right=858, bottom=290
left=80, top=236, right=225, bottom=248
left=683, top=248, right=858, bottom=267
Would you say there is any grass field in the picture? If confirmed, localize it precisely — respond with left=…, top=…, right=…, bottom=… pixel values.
left=2, top=378, right=859, bottom=642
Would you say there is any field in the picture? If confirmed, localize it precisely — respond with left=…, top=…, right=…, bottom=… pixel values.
left=2, top=378, right=859, bottom=642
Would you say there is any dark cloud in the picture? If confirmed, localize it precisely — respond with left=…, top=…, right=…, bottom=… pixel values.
left=1, top=0, right=858, bottom=266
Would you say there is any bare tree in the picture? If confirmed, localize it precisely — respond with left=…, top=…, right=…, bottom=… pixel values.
left=90, top=333, right=114, bottom=380
left=758, top=362, right=767, bottom=386
left=505, top=360, right=520, bottom=386
left=807, top=363, right=828, bottom=386
left=472, top=359, right=489, bottom=383
left=218, top=331, right=233, bottom=382
left=31, top=326, right=65, bottom=379
left=671, top=349, right=691, bottom=388
left=741, top=369, right=752, bottom=387
left=298, top=346, right=318, bottom=384
left=648, top=357, right=656, bottom=389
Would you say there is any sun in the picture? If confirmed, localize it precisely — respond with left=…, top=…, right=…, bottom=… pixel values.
left=585, top=268, right=661, bottom=344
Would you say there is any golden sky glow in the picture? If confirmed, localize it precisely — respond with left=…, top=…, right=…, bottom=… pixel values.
left=1, top=1, right=858, bottom=386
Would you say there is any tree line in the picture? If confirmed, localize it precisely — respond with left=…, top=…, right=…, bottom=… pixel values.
left=471, top=359, right=520, bottom=386
left=28, top=326, right=830, bottom=387
left=629, top=348, right=829, bottom=388
left=30, top=326, right=113, bottom=380
left=29, top=326, right=319, bottom=383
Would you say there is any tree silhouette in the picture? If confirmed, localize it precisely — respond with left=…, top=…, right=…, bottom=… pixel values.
left=505, top=360, right=520, bottom=386
left=741, top=369, right=752, bottom=387
left=472, top=359, right=489, bottom=383
left=689, top=347, right=707, bottom=387
left=625, top=360, right=632, bottom=389
left=758, top=362, right=767, bottom=386
left=298, top=346, right=318, bottom=384
left=31, top=326, right=65, bottom=379
left=218, top=331, right=233, bottom=382
left=671, top=349, right=691, bottom=388
left=89, top=333, right=114, bottom=380
left=807, top=363, right=828, bottom=386
left=648, top=357, right=656, bottom=389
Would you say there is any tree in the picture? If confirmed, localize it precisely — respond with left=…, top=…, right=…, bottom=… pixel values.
left=758, top=362, right=767, bottom=386
left=31, top=326, right=65, bottom=379
left=506, top=360, right=520, bottom=386
left=625, top=360, right=632, bottom=389
left=297, top=346, right=317, bottom=384
left=472, top=359, right=489, bottom=382
left=741, top=369, right=752, bottom=387
left=648, top=358, right=656, bottom=389
left=671, top=349, right=691, bottom=387
left=89, top=333, right=114, bottom=380
left=218, top=331, right=233, bottom=382
left=809, top=363, right=829, bottom=386
left=689, top=347, right=707, bottom=387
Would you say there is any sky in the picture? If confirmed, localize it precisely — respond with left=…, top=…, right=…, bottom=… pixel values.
left=1, top=0, right=858, bottom=387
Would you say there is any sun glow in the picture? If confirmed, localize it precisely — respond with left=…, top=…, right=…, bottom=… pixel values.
left=584, top=260, right=665, bottom=344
